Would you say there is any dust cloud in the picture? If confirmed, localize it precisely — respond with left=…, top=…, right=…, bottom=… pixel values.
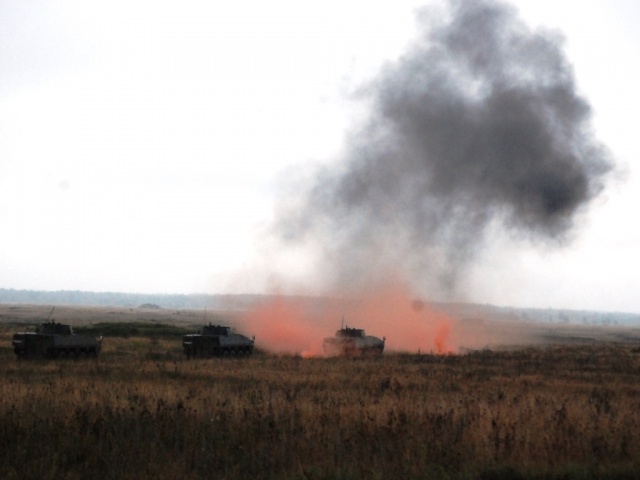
left=238, top=280, right=496, bottom=355
left=244, top=0, right=614, bottom=354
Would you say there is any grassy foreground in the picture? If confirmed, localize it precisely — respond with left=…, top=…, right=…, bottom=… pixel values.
left=1, top=325, right=640, bottom=479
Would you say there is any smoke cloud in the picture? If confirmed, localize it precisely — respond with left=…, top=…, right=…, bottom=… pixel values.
left=276, top=0, right=613, bottom=298
left=238, top=281, right=460, bottom=355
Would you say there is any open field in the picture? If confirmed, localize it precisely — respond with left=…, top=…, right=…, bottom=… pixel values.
left=4, top=303, right=640, bottom=351
left=0, top=303, right=225, bottom=328
left=2, top=304, right=640, bottom=479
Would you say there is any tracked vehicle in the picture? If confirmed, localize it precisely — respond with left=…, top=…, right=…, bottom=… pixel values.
left=12, top=309, right=103, bottom=358
left=183, top=323, right=254, bottom=357
left=323, top=325, right=385, bottom=357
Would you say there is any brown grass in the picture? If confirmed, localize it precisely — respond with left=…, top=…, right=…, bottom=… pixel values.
left=1, top=307, right=640, bottom=479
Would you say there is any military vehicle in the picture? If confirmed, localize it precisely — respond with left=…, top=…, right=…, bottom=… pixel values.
left=12, top=308, right=103, bottom=358
left=182, top=323, right=255, bottom=357
left=323, top=324, right=385, bottom=356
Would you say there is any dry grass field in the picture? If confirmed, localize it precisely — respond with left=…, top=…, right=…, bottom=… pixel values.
left=2, top=304, right=640, bottom=479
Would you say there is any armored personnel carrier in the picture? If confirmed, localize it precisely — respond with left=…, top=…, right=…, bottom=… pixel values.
left=12, top=310, right=103, bottom=358
left=323, top=325, right=385, bottom=357
left=183, top=323, right=254, bottom=357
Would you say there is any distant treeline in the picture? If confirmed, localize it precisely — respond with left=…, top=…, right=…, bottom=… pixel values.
left=439, top=302, right=640, bottom=327
left=0, top=288, right=265, bottom=310
left=1, top=288, right=639, bottom=326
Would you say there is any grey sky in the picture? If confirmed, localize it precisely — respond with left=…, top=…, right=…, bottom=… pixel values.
left=1, top=0, right=639, bottom=313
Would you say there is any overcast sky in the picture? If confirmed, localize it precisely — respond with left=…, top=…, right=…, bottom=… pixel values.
left=1, top=0, right=639, bottom=313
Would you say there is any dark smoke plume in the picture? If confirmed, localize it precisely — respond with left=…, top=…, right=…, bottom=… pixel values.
left=276, top=0, right=613, bottom=297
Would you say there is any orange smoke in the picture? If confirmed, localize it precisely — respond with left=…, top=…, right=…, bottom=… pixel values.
left=342, top=280, right=455, bottom=354
left=435, top=322, right=451, bottom=354
left=238, top=296, right=326, bottom=356
left=238, top=278, right=465, bottom=355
